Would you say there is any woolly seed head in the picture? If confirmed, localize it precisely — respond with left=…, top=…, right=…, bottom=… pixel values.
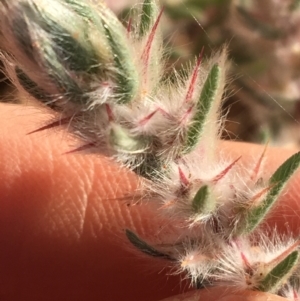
left=216, top=234, right=299, bottom=292
left=3, top=0, right=300, bottom=298
left=177, top=234, right=222, bottom=287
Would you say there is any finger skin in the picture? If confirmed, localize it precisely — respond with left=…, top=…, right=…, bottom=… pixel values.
left=160, top=287, right=287, bottom=301
left=0, top=104, right=186, bottom=301
left=0, top=104, right=298, bottom=300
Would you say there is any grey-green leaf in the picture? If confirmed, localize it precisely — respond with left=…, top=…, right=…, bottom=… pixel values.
left=192, top=185, right=215, bottom=214
left=15, top=67, right=50, bottom=104
left=21, top=2, right=98, bottom=72
left=242, top=152, right=300, bottom=234
left=63, top=0, right=95, bottom=20
left=102, top=22, right=139, bottom=104
left=184, top=63, right=221, bottom=153
left=138, top=0, right=158, bottom=38
left=258, top=250, right=299, bottom=292
left=125, top=229, right=174, bottom=260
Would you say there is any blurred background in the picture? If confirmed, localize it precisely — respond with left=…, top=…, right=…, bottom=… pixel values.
left=2, top=0, right=300, bottom=147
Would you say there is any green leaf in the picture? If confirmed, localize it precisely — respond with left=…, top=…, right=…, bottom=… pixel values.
left=15, top=67, right=50, bottom=104
left=184, top=63, right=221, bottom=153
left=236, top=6, right=282, bottom=40
left=63, top=0, right=95, bottom=20
left=21, top=2, right=99, bottom=73
left=102, top=21, right=139, bottom=104
left=125, top=229, right=174, bottom=260
left=192, top=185, right=215, bottom=214
left=39, top=33, right=90, bottom=104
left=269, top=152, right=300, bottom=185
left=258, top=251, right=299, bottom=292
left=138, top=0, right=158, bottom=38
left=242, top=152, right=300, bottom=234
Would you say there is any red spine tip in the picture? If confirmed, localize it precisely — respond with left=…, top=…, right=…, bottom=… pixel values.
left=139, top=109, right=158, bottom=126
left=27, top=117, right=70, bottom=135
left=185, top=47, right=205, bottom=103
left=64, top=142, right=96, bottom=155
left=179, top=166, right=189, bottom=187
left=105, top=104, right=114, bottom=122
left=141, top=7, right=164, bottom=76
left=213, top=156, right=241, bottom=183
